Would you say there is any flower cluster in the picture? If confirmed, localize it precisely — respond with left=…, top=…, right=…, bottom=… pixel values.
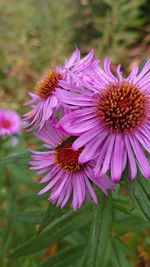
left=26, top=48, right=150, bottom=210
left=0, top=109, right=21, bottom=137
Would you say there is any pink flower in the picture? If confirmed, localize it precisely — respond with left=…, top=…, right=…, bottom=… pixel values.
left=30, top=121, right=113, bottom=210
left=24, top=49, right=99, bottom=132
left=59, top=58, right=150, bottom=181
left=0, top=109, right=21, bottom=136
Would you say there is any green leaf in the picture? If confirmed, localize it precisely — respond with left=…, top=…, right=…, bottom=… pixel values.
left=77, top=247, right=88, bottom=267
left=39, top=245, right=84, bottom=267
left=0, top=148, right=52, bottom=164
left=125, top=177, right=136, bottom=209
left=111, top=239, right=132, bottom=267
left=38, top=204, right=65, bottom=234
left=64, top=230, right=87, bottom=246
left=99, top=239, right=111, bottom=267
left=114, top=192, right=150, bottom=220
left=113, top=216, right=150, bottom=234
left=133, top=176, right=150, bottom=222
left=115, top=239, right=137, bottom=261
left=137, top=58, right=148, bottom=75
left=96, top=194, right=112, bottom=267
left=8, top=210, right=44, bottom=224
left=114, top=199, right=131, bottom=215
left=56, top=136, right=77, bottom=149
left=9, top=206, right=92, bottom=257
left=0, top=151, right=30, bottom=164
left=87, top=193, right=113, bottom=267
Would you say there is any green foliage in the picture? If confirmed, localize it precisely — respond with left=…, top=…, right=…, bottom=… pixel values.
left=87, top=193, right=113, bottom=267
left=1, top=0, right=150, bottom=266
left=6, top=177, right=150, bottom=267
left=133, top=176, right=150, bottom=222
left=1, top=136, right=150, bottom=266
left=0, top=136, right=42, bottom=267
left=0, top=0, right=74, bottom=107
left=73, top=0, right=145, bottom=62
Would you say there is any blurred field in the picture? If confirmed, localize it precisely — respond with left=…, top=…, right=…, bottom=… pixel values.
left=1, top=0, right=150, bottom=266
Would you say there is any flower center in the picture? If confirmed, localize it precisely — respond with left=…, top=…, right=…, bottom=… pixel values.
left=55, top=143, right=83, bottom=173
left=35, top=70, right=62, bottom=99
left=1, top=119, right=11, bottom=128
left=97, top=82, right=148, bottom=132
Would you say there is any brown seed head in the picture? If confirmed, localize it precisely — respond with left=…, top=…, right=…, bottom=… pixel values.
left=35, top=70, right=62, bottom=99
left=55, top=143, right=83, bottom=173
left=97, top=82, right=148, bottom=132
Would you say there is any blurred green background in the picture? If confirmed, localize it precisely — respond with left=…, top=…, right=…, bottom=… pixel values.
left=1, top=0, right=150, bottom=266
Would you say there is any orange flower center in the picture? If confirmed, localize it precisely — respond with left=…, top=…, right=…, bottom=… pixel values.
left=55, top=143, right=83, bottom=173
left=97, top=82, right=148, bottom=132
left=35, top=70, right=62, bottom=99
left=1, top=119, right=11, bottom=128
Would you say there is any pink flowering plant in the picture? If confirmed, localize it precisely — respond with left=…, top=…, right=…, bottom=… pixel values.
left=0, top=109, right=21, bottom=137
left=0, top=108, right=22, bottom=152
left=6, top=51, right=150, bottom=266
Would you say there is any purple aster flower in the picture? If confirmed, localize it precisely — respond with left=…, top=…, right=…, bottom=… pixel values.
left=0, top=109, right=21, bottom=136
left=58, top=58, right=150, bottom=181
left=24, top=49, right=99, bottom=131
left=29, top=121, right=113, bottom=210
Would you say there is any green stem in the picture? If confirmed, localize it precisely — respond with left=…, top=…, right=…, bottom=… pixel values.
left=87, top=193, right=112, bottom=267
left=87, top=194, right=104, bottom=267
left=0, top=151, right=30, bottom=164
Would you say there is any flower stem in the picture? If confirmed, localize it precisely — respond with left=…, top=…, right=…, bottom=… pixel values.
left=87, top=193, right=112, bottom=267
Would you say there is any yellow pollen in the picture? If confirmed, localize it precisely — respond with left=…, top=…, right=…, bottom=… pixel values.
left=35, top=70, right=62, bottom=99
left=97, top=82, right=148, bottom=132
left=55, top=143, right=83, bottom=173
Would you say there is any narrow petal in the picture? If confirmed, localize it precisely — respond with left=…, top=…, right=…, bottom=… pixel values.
left=84, top=177, right=98, bottom=204
left=49, top=173, right=69, bottom=200
left=38, top=170, right=63, bottom=195
left=111, top=135, right=125, bottom=181
left=129, top=134, right=150, bottom=178
left=96, top=175, right=114, bottom=195
left=100, top=134, right=115, bottom=176
left=94, top=136, right=112, bottom=178
left=61, top=110, right=100, bottom=135
left=64, top=48, right=80, bottom=68
left=61, top=177, right=72, bottom=208
left=125, top=136, right=137, bottom=180
left=78, top=130, right=108, bottom=163
left=72, top=125, right=104, bottom=150
left=134, top=131, right=150, bottom=153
